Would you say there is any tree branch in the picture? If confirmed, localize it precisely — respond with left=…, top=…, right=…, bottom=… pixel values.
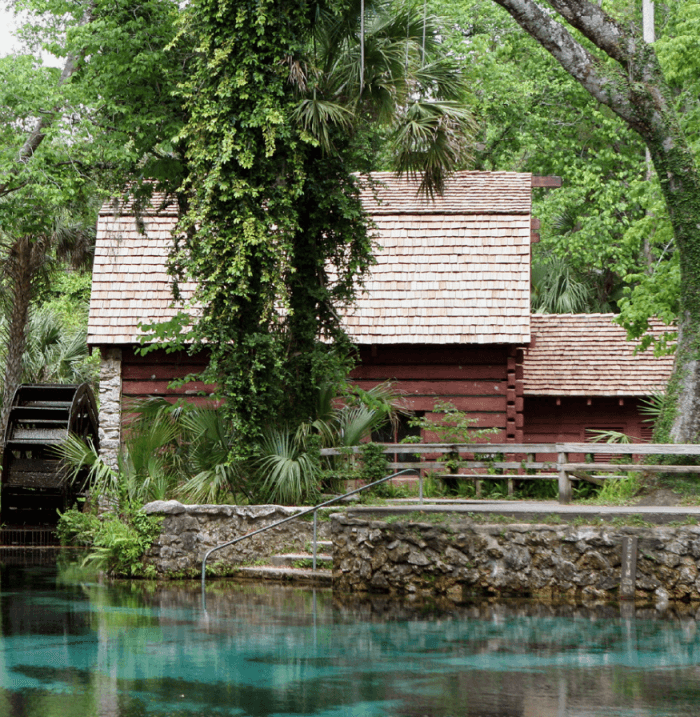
left=547, top=0, right=634, bottom=66
left=0, top=7, right=93, bottom=195
left=491, top=0, right=639, bottom=130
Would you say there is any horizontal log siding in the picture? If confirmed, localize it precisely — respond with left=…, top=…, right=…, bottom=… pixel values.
left=121, top=348, right=214, bottom=405
left=351, top=345, right=512, bottom=438
left=118, top=343, right=518, bottom=437
left=522, top=396, right=650, bottom=462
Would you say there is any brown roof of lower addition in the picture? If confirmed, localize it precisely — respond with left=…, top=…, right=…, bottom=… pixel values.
left=523, top=314, right=674, bottom=397
left=88, top=171, right=532, bottom=346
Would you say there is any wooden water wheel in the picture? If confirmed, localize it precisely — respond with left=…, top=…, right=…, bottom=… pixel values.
left=0, top=384, right=99, bottom=542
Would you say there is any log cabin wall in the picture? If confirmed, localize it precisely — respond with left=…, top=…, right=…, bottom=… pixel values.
left=523, top=396, right=651, bottom=444
left=120, top=347, right=214, bottom=406
left=522, top=395, right=652, bottom=462
left=351, top=344, right=524, bottom=442
left=117, top=344, right=525, bottom=443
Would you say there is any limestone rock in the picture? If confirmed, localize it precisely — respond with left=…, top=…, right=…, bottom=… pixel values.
left=144, top=500, right=186, bottom=515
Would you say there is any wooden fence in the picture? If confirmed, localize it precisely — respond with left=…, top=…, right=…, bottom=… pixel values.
left=319, top=443, right=700, bottom=504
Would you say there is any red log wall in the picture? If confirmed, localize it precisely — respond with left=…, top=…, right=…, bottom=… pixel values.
left=118, top=343, right=525, bottom=442
left=522, top=395, right=652, bottom=461
left=351, top=344, right=523, bottom=442
left=121, top=347, right=215, bottom=406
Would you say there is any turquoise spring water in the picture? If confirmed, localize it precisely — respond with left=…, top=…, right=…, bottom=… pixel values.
left=2, top=560, right=700, bottom=716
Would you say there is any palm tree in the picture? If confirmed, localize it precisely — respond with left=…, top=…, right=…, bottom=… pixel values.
left=293, top=0, right=475, bottom=193
left=0, top=205, right=95, bottom=442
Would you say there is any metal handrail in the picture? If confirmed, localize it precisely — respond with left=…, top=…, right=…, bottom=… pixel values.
left=201, top=468, right=415, bottom=593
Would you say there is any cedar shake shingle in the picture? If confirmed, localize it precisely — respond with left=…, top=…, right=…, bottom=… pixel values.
left=88, top=171, right=533, bottom=346
left=523, top=314, right=674, bottom=397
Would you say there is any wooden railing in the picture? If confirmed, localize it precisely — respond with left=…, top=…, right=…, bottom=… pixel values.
left=319, top=443, right=700, bottom=505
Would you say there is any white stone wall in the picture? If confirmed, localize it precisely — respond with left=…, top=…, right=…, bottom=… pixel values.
left=98, top=347, right=122, bottom=469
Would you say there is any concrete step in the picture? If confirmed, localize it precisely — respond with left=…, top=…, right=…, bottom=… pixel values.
left=234, top=565, right=332, bottom=586
left=314, top=540, right=333, bottom=549
left=269, top=553, right=333, bottom=568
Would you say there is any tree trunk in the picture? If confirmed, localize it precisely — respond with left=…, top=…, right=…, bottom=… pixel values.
left=490, top=0, right=700, bottom=441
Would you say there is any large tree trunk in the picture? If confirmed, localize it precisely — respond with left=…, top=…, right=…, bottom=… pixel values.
left=491, top=0, right=700, bottom=441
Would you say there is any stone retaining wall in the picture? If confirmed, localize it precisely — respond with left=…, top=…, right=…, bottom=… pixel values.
left=332, top=514, right=700, bottom=603
left=143, top=500, right=331, bottom=576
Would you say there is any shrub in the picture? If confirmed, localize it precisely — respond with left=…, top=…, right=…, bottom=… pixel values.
left=56, top=507, right=101, bottom=547
left=57, top=505, right=163, bottom=577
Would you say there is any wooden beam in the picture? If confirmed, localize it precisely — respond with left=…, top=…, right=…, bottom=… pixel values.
left=532, top=175, right=563, bottom=188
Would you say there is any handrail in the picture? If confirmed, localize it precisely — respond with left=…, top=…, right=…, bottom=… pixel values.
left=201, top=468, right=416, bottom=595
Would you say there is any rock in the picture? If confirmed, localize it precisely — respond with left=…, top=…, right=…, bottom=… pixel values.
left=666, top=540, right=689, bottom=556
left=445, top=546, right=471, bottom=566
left=504, top=546, right=531, bottom=571
left=407, top=549, right=431, bottom=567
left=446, top=584, right=464, bottom=602
left=370, top=572, right=389, bottom=590
left=690, top=539, right=700, bottom=559
left=388, top=542, right=410, bottom=563
left=143, top=500, right=186, bottom=515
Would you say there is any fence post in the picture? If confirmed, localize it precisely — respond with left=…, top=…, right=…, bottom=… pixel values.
left=558, top=450, right=571, bottom=504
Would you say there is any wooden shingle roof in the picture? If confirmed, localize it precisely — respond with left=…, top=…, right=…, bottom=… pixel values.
left=88, top=171, right=532, bottom=346
left=523, top=314, right=674, bottom=397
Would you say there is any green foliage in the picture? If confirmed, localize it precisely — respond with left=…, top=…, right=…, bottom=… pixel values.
left=358, top=442, right=389, bottom=483
left=254, top=429, right=322, bottom=505
left=586, top=429, right=634, bottom=445
left=408, top=400, right=498, bottom=444
left=35, top=270, right=93, bottom=330
left=151, top=0, right=474, bottom=448
left=168, top=0, right=373, bottom=445
left=617, top=253, right=679, bottom=354
left=513, top=480, right=557, bottom=501
left=56, top=505, right=162, bottom=577
left=55, top=506, right=101, bottom=547
left=21, top=305, right=99, bottom=386
left=60, top=398, right=247, bottom=505
left=531, top=254, right=598, bottom=314
left=639, top=391, right=665, bottom=426
left=82, top=510, right=163, bottom=578
left=579, top=474, right=642, bottom=506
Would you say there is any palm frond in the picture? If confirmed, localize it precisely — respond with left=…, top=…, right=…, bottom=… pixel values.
left=531, top=256, right=595, bottom=314
left=255, top=427, right=321, bottom=505
left=56, top=433, right=119, bottom=497
left=292, top=98, right=354, bottom=151
left=391, top=100, right=476, bottom=196
left=336, top=405, right=386, bottom=446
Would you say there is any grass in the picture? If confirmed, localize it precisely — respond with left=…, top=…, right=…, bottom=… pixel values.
left=292, top=558, right=333, bottom=570
left=380, top=511, right=460, bottom=525
left=575, top=473, right=643, bottom=506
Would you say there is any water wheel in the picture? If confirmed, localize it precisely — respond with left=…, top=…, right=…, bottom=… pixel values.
left=1, top=384, right=99, bottom=541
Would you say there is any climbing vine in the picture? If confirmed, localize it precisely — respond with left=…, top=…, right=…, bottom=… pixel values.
left=170, top=0, right=374, bottom=446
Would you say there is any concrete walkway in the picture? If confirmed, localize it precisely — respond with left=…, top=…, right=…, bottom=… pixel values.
left=347, top=499, right=700, bottom=525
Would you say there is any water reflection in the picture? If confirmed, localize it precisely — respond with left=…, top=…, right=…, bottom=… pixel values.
left=1, top=560, right=700, bottom=716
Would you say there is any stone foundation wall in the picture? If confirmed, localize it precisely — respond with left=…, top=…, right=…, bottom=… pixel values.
left=143, top=500, right=331, bottom=576
left=97, top=347, right=122, bottom=469
left=332, top=514, right=700, bottom=603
